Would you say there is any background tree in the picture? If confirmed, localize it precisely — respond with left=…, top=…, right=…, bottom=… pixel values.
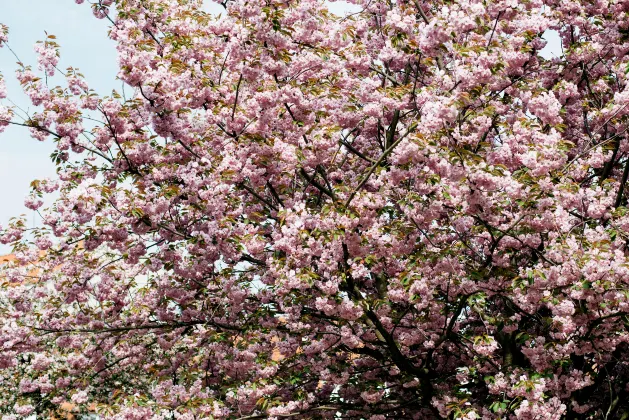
left=1, top=0, right=629, bottom=418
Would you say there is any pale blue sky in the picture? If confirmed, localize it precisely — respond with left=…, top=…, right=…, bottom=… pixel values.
left=0, top=0, right=117, bottom=248
left=0, top=1, right=559, bottom=253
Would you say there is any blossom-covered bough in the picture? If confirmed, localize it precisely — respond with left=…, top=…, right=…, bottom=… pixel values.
left=1, top=0, right=629, bottom=417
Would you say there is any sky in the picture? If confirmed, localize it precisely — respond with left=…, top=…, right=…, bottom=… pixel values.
left=0, top=0, right=118, bottom=250
left=0, top=1, right=560, bottom=253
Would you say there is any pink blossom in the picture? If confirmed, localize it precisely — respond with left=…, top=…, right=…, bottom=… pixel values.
left=0, top=24, right=8, bottom=47
left=71, top=390, right=89, bottom=404
left=0, top=77, right=6, bottom=99
left=34, top=41, right=59, bottom=77
left=528, top=92, right=563, bottom=126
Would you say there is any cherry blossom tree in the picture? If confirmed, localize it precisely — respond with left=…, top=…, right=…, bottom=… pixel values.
left=1, top=0, right=629, bottom=417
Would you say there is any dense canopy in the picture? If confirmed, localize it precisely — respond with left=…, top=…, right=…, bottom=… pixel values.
left=2, top=0, right=629, bottom=418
